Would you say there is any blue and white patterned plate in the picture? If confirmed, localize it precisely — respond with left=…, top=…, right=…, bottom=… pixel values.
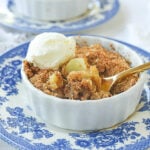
left=0, top=0, right=119, bottom=33
left=0, top=37, right=150, bottom=150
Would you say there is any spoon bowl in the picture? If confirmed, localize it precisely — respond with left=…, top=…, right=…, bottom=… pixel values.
left=101, top=62, right=150, bottom=91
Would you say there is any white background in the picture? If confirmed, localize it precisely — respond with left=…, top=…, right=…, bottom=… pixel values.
left=0, top=0, right=150, bottom=149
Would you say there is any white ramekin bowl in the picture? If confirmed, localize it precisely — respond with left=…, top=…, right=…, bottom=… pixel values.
left=21, top=36, right=147, bottom=131
left=13, top=0, right=91, bottom=21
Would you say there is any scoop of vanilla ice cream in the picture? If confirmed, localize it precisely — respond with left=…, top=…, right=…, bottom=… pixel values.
left=26, top=32, right=76, bottom=69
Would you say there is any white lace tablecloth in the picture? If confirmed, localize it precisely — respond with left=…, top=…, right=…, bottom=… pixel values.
left=0, top=0, right=150, bottom=149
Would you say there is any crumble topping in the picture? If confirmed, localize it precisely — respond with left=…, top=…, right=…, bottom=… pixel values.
left=23, top=43, right=138, bottom=100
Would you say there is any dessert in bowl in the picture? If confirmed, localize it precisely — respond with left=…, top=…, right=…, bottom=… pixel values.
left=21, top=33, right=147, bottom=131
left=13, top=0, right=91, bottom=21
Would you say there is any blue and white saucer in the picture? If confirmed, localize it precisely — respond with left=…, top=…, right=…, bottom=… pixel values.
left=0, top=37, right=150, bottom=150
left=0, top=0, right=119, bottom=33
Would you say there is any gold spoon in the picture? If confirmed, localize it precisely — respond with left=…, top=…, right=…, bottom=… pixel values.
left=101, top=62, right=150, bottom=92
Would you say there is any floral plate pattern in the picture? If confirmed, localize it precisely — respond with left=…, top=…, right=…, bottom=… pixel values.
left=0, top=0, right=119, bottom=33
left=0, top=37, right=150, bottom=150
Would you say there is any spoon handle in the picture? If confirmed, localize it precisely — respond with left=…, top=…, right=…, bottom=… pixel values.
left=116, top=62, right=150, bottom=80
